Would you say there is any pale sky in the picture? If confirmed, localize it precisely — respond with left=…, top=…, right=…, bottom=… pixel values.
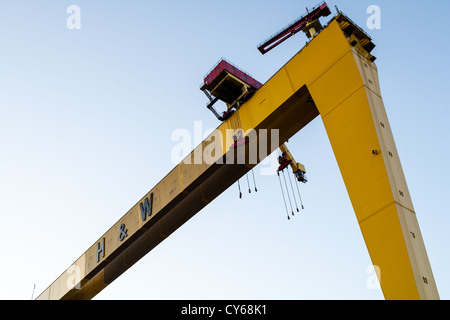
left=0, top=0, right=449, bottom=300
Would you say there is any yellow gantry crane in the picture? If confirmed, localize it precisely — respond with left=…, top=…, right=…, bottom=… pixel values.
left=36, top=4, right=439, bottom=300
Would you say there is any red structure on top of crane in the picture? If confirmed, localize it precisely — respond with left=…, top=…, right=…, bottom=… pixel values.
left=200, top=58, right=263, bottom=121
left=257, top=1, right=332, bottom=54
left=201, top=59, right=263, bottom=95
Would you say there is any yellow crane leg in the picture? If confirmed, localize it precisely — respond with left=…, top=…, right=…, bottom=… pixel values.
left=238, top=14, right=439, bottom=299
left=36, top=13, right=438, bottom=300
left=308, top=55, right=437, bottom=299
left=294, top=20, right=439, bottom=299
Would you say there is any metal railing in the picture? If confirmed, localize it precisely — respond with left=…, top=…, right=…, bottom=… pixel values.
left=257, top=1, right=327, bottom=48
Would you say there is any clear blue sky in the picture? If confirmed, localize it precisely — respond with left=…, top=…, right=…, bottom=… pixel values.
left=0, top=0, right=449, bottom=300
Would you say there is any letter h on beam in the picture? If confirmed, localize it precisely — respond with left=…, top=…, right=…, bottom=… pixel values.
left=97, top=238, right=105, bottom=263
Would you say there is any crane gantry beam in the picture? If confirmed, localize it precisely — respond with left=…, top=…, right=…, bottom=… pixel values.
left=37, top=12, right=439, bottom=300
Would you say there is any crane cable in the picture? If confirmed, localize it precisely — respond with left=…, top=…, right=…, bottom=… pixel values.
left=281, top=170, right=295, bottom=217
left=277, top=172, right=290, bottom=220
left=251, top=169, right=258, bottom=192
left=237, top=179, right=242, bottom=199
left=238, top=170, right=258, bottom=198
left=294, top=174, right=305, bottom=209
left=287, top=171, right=300, bottom=212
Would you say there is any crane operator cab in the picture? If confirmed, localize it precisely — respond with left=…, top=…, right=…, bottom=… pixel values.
left=201, top=59, right=263, bottom=121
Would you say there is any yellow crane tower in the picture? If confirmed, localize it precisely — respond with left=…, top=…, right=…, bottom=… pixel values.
left=36, top=3, right=439, bottom=300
